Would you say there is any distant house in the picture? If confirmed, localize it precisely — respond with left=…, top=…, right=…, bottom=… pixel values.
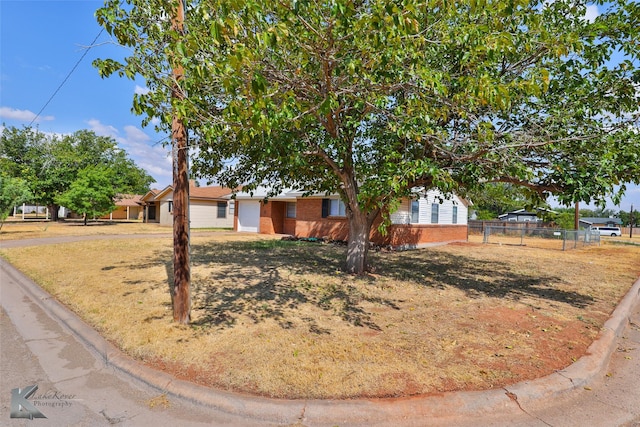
left=579, top=217, right=623, bottom=229
left=498, top=208, right=556, bottom=222
left=100, top=194, right=144, bottom=220
left=139, top=189, right=161, bottom=222
left=140, top=182, right=235, bottom=229
left=231, top=187, right=470, bottom=249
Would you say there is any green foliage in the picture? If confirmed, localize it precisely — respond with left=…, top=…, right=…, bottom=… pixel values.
left=94, top=0, right=640, bottom=272
left=552, top=211, right=577, bottom=230
left=467, top=183, right=533, bottom=219
left=54, top=167, right=118, bottom=224
left=0, top=176, right=32, bottom=227
left=616, top=209, right=638, bottom=227
left=0, top=126, right=155, bottom=217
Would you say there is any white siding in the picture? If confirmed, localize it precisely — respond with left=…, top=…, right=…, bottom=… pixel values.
left=390, top=199, right=411, bottom=224
left=389, top=190, right=468, bottom=225
left=157, top=197, right=173, bottom=226
left=156, top=190, right=235, bottom=228
left=190, top=201, right=234, bottom=229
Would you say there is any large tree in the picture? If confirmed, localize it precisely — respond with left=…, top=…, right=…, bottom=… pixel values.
left=0, top=176, right=32, bottom=229
left=95, top=0, right=640, bottom=273
left=0, top=126, right=155, bottom=220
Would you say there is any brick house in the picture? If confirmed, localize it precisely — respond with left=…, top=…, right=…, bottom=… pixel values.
left=231, top=188, right=469, bottom=249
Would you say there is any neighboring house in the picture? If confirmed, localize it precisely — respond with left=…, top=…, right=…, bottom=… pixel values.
left=141, top=182, right=235, bottom=229
left=231, top=187, right=470, bottom=249
left=579, top=217, right=623, bottom=229
left=497, top=208, right=556, bottom=222
left=100, top=194, right=144, bottom=220
left=140, top=189, right=161, bottom=222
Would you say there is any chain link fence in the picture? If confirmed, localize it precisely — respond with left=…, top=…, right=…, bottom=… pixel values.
left=482, top=226, right=600, bottom=250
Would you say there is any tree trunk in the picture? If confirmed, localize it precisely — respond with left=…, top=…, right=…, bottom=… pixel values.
left=345, top=208, right=375, bottom=275
left=83, top=214, right=88, bottom=226
left=48, top=204, right=59, bottom=221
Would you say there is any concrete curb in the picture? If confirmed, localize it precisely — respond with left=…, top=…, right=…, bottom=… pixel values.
left=2, top=256, right=639, bottom=426
left=504, top=276, right=640, bottom=411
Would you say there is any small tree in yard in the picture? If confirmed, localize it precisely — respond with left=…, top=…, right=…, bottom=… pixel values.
left=55, top=167, right=117, bottom=225
left=96, top=0, right=640, bottom=274
left=0, top=176, right=32, bottom=229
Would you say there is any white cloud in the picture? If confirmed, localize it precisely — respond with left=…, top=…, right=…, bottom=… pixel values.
left=542, top=1, right=600, bottom=23
left=584, top=4, right=599, bottom=23
left=87, top=119, right=172, bottom=187
left=123, top=125, right=151, bottom=143
left=87, top=119, right=119, bottom=138
left=0, top=106, right=54, bottom=122
left=134, top=85, right=150, bottom=95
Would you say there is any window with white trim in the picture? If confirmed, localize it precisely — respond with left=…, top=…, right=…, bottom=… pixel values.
left=452, top=206, right=458, bottom=224
left=410, top=200, right=419, bottom=223
left=330, top=199, right=346, bottom=216
left=431, top=203, right=439, bottom=223
left=217, top=201, right=227, bottom=218
left=286, top=202, right=296, bottom=218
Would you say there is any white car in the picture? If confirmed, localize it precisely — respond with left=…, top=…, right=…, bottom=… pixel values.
left=591, top=226, right=622, bottom=236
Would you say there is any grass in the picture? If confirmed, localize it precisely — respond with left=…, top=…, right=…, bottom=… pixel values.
left=1, top=222, right=639, bottom=399
left=0, top=220, right=169, bottom=240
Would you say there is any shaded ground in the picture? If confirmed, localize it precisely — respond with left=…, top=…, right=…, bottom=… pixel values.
left=1, top=222, right=639, bottom=399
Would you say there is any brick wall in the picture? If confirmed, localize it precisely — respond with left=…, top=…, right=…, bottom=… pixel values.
left=378, top=224, right=468, bottom=248
left=259, top=201, right=286, bottom=234
left=294, top=199, right=467, bottom=246
left=294, top=198, right=350, bottom=240
left=283, top=218, right=296, bottom=235
left=237, top=197, right=468, bottom=248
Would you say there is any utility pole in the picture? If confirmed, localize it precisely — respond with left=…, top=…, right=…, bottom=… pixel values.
left=171, top=0, right=190, bottom=324
left=630, top=205, right=634, bottom=239
left=574, top=201, right=579, bottom=230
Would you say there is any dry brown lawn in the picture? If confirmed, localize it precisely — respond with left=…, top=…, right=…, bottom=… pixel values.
left=1, top=223, right=639, bottom=400
left=0, top=220, right=171, bottom=240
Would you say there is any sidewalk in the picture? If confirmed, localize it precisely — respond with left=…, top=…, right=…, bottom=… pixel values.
left=1, top=237, right=639, bottom=426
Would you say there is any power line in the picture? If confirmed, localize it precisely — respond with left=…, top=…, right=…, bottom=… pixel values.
left=29, top=28, right=104, bottom=127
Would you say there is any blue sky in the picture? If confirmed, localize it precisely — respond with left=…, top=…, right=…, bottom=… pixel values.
left=1, top=0, right=174, bottom=188
left=1, top=1, right=638, bottom=212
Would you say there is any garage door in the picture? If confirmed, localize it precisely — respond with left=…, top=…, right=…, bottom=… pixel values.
left=237, top=201, right=260, bottom=232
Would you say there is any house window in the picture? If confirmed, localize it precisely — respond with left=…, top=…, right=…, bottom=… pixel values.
left=329, top=199, right=346, bottom=217
left=217, top=201, right=227, bottom=218
left=410, top=200, right=419, bottom=223
left=452, top=206, right=458, bottom=224
left=431, top=203, right=439, bottom=224
left=286, top=202, right=296, bottom=218
left=168, top=201, right=173, bottom=213
left=228, top=200, right=235, bottom=215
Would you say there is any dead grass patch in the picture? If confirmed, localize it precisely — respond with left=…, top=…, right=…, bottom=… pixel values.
left=1, top=232, right=639, bottom=399
left=0, top=221, right=170, bottom=240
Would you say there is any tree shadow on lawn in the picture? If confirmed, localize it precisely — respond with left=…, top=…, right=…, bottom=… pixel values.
left=378, top=250, right=594, bottom=308
left=148, top=240, right=594, bottom=332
